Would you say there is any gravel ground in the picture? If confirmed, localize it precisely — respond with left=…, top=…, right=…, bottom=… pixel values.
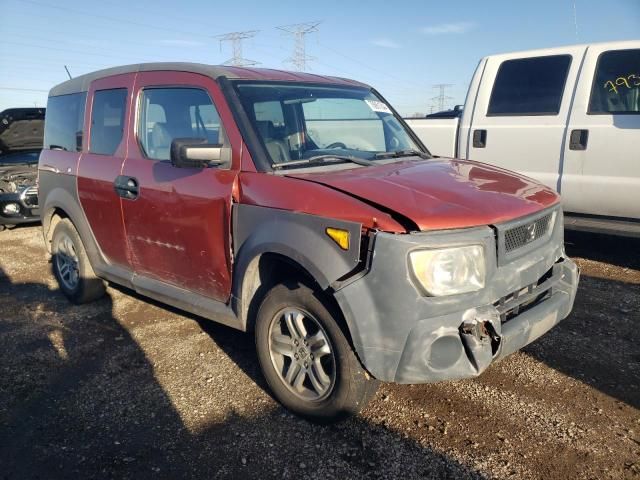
left=0, top=225, right=638, bottom=479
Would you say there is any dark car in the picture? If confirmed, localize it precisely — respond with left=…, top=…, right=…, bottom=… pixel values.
left=0, top=108, right=44, bottom=230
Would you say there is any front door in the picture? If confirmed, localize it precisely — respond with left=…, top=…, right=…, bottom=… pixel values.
left=465, top=47, right=585, bottom=192
left=120, top=71, right=242, bottom=302
left=560, top=43, right=640, bottom=219
left=77, top=74, right=135, bottom=269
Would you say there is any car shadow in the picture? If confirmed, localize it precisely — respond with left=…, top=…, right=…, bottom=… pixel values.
left=0, top=267, right=486, bottom=479
left=565, top=230, right=640, bottom=271
left=523, top=272, right=640, bottom=408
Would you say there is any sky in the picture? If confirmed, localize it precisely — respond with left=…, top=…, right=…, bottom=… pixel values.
left=1, top=0, right=639, bottom=115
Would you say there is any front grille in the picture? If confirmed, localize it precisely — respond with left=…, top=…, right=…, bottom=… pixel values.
left=495, top=267, right=557, bottom=323
left=504, top=213, right=553, bottom=252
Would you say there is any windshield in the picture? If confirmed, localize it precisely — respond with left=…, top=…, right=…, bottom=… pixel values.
left=233, top=82, right=423, bottom=169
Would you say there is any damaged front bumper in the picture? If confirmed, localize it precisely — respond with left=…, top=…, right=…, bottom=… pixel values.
left=335, top=207, right=579, bottom=383
left=0, top=186, right=39, bottom=226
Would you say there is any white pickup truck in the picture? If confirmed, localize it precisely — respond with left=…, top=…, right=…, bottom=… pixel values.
left=406, top=40, right=640, bottom=237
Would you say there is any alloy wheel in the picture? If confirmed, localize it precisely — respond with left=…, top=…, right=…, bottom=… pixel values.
left=55, top=233, right=80, bottom=291
left=268, top=308, right=336, bottom=402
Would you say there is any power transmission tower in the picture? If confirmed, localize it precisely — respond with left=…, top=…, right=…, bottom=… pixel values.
left=431, top=84, right=454, bottom=112
left=276, top=21, right=321, bottom=71
left=216, top=31, right=259, bottom=67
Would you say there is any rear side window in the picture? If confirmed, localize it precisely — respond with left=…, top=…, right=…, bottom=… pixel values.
left=488, top=55, right=572, bottom=116
left=589, top=49, right=640, bottom=114
left=44, top=92, right=86, bottom=151
left=90, top=89, right=127, bottom=155
left=137, top=87, right=224, bottom=160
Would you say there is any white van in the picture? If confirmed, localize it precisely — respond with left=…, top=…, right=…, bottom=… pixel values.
left=406, top=40, right=640, bottom=237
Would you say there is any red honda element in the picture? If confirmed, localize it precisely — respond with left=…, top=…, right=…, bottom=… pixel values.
left=39, top=64, right=579, bottom=420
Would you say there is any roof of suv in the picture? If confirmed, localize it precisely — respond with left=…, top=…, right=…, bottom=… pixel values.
left=49, top=62, right=369, bottom=97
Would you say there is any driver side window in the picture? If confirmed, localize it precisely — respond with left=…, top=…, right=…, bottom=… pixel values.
left=138, top=87, right=225, bottom=160
left=303, top=98, right=385, bottom=151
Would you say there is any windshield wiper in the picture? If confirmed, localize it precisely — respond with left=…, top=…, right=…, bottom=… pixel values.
left=272, top=154, right=377, bottom=170
left=374, top=149, right=430, bottom=160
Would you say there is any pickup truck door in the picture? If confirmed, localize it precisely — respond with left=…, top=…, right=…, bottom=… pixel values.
left=464, top=47, right=585, bottom=192
left=77, top=74, right=135, bottom=270
left=119, top=71, right=242, bottom=302
left=560, top=42, right=640, bottom=220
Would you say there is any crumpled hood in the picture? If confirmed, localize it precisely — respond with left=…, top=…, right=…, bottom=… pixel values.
left=287, top=158, right=559, bottom=231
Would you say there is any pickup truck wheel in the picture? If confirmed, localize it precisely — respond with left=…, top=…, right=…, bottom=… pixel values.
left=51, top=218, right=105, bottom=304
left=255, top=283, right=378, bottom=421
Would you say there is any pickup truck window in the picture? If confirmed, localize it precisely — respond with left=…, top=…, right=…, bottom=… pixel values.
left=137, top=87, right=224, bottom=161
left=44, top=92, right=86, bottom=152
left=233, top=82, right=420, bottom=168
left=89, top=89, right=127, bottom=156
left=589, top=49, right=640, bottom=114
left=487, top=55, right=571, bottom=116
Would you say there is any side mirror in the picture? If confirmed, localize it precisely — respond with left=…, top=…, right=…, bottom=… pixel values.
left=170, top=138, right=223, bottom=168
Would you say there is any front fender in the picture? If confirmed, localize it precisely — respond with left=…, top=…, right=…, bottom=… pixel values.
left=232, top=204, right=363, bottom=325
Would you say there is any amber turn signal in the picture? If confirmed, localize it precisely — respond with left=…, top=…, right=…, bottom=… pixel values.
left=326, top=227, right=350, bottom=250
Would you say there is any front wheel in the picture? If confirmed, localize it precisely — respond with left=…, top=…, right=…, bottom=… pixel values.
left=255, top=283, right=378, bottom=421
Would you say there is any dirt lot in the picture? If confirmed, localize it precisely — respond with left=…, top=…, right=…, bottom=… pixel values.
left=0, top=225, right=638, bottom=479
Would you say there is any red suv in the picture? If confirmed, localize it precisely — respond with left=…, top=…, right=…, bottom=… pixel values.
left=39, top=64, right=579, bottom=420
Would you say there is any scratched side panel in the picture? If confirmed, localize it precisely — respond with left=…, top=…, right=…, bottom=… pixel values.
left=121, top=158, right=236, bottom=302
left=120, top=70, right=241, bottom=303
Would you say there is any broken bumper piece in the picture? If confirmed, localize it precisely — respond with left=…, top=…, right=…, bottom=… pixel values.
left=393, top=257, right=578, bottom=383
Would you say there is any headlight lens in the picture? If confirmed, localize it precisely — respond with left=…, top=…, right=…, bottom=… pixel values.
left=409, top=245, right=486, bottom=296
left=2, top=202, right=21, bottom=215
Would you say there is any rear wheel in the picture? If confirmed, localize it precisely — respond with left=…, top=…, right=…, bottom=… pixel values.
left=255, top=282, right=378, bottom=421
left=51, top=218, right=105, bottom=304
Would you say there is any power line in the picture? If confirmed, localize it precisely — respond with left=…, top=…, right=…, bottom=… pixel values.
left=216, top=31, right=259, bottom=67
left=432, top=84, right=454, bottom=111
left=0, top=87, right=49, bottom=92
left=572, top=0, right=579, bottom=41
left=276, top=21, right=321, bottom=71
left=315, top=42, right=427, bottom=90
left=17, top=0, right=213, bottom=40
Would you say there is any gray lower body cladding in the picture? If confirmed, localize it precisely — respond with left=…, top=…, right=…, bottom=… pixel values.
left=335, top=209, right=579, bottom=383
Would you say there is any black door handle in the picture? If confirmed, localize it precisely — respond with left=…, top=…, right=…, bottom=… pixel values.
left=473, top=129, right=487, bottom=148
left=569, top=129, right=588, bottom=150
left=114, top=175, right=139, bottom=200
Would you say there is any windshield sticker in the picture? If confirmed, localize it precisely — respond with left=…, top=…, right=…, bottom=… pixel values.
left=365, top=99, right=393, bottom=114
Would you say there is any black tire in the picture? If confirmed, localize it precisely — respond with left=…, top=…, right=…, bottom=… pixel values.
left=255, top=282, right=378, bottom=421
left=51, top=218, right=105, bottom=304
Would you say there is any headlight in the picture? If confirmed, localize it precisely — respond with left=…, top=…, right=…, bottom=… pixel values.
left=2, top=202, right=21, bottom=215
left=409, top=245, right=486, bottom=296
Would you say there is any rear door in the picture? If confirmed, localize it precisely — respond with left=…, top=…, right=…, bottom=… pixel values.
left=465, top=47, right=585, bottom=191
left=77, top=74, right=134, bottom=269
left=120, top=71, right=241, bottom=302
left=560, top=42, right=640, bottom=219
